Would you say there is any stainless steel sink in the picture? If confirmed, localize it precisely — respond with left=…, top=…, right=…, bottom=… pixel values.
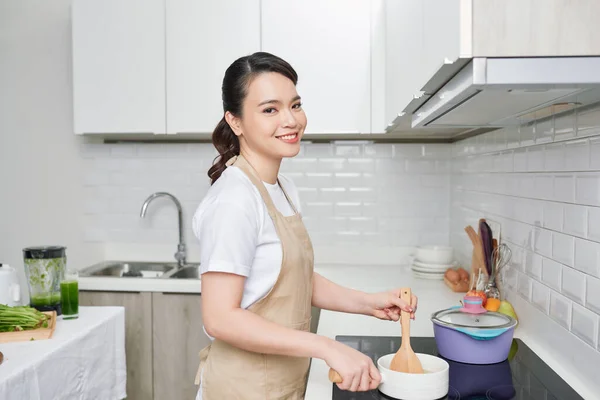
left=80, top=261, right=177, bottom=278
left=168, top=265, right=201, bottom=279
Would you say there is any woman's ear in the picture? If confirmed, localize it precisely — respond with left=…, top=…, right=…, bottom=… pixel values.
left=224, top=111, right=243, bottom=137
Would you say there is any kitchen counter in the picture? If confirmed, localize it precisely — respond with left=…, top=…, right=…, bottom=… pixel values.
left=0, top=306, right=126, bottom=400
left=79, top=274, right=202, bottom=293
left=306, top=265, right=595, bottom=400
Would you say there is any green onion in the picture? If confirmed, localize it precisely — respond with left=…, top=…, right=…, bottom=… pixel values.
left=0, top=304, right=49, bottom=332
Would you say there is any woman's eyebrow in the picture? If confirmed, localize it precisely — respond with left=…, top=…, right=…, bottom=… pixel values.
left=257, top=95, right=301, bottom=107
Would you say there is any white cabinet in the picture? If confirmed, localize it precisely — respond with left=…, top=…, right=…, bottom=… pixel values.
left=72, top=0, right=166, bottom=134
left=166, top=0, right=260, bottom=134
left=261, top=0, right=373, bottom=135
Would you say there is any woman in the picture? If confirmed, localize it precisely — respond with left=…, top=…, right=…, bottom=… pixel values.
left=192, top=52, right=418, bottom=399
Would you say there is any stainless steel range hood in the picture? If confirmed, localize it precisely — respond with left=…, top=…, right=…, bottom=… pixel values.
left=411, top=57, right=600, bottom=129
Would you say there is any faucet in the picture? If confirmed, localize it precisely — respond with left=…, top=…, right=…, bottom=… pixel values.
left=140, top=192, right=187, bottom=268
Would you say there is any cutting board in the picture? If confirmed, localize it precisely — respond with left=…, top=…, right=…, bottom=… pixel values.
left=0, top=311, right=57, bottom=343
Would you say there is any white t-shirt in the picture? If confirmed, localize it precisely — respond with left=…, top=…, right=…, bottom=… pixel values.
left=192, top=165, right=302, bottom=339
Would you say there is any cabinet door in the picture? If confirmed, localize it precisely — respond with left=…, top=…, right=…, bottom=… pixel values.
left=166, top=0, right=260, bottom=134
left=79, top=291, right=153, bottom=400
left=385, top=0, right=427, bottom=125
left=261, top=0, right=372, bottom=134
left=72, top=0, right=166, bottom=134
left=152, top=292, right=211, bottom=400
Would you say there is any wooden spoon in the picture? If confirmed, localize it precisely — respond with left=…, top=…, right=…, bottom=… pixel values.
left=389, top=287, right=424, bottom=373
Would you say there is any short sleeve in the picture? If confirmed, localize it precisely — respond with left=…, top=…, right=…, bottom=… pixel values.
left=193, top=201, right=259, bottom=277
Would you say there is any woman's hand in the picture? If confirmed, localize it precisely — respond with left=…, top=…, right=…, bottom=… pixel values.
left=365, top=289, right=418, bottom=321
left=323, top=340, right=381, bottom=392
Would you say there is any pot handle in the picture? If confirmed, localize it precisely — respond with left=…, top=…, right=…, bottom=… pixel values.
left=329, top=369, right=386, bottom=386
left=455, top=327, right=509, bottom=340
left=379, top=372, right=386, bottom=384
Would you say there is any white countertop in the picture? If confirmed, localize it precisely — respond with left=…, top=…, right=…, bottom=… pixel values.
left=79, top=274, right=202, bottom=293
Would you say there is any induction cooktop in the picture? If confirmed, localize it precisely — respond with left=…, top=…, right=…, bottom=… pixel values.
left=331, top=336, right=583, bottom=400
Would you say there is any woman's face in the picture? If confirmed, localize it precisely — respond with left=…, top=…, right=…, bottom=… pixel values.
left=229, top=72, right=306, bottom=160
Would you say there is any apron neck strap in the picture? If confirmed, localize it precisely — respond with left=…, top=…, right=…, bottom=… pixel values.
left=226, top=155, right=282, bottom=219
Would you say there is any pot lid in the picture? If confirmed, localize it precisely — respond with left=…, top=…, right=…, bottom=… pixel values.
left=431, top=307, right=517, bottom=330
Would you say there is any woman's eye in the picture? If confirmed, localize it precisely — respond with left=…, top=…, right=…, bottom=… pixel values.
left=263, top=108, right=276, bottom=114
left=293, top=103, right=303, bottom=109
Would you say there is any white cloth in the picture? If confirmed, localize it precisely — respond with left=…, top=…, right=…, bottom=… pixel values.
left=0, top=306, right=126, bottom=400
left=192, top=165, right=301, bottom=320
left=192, top=165, right=302, bottom=400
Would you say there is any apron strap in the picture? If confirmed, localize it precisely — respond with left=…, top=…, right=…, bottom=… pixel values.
left=277, top=178, right=299, bottom=216
left=226, top=155, right=281, bottom=220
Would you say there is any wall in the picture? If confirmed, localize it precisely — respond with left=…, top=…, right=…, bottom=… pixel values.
left=451, top=102, right=600, bottom=395
left=0, top=1, right=103, bottom=300
left=82, top=141, right=451, bottom=264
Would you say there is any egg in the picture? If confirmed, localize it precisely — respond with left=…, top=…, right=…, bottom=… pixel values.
left=457, top=268, right=469, bottom=282
left=445, top=269, right=460, bottom=283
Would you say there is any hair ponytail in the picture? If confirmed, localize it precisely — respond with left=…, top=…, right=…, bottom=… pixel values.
left=208, top=117, right=240, bottom=185
left=207, top=52, right=298, bottom=185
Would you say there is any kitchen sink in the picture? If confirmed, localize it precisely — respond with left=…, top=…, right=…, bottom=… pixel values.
left=80, top=261, right=178, bottom=278
left=168, top=265, right=201, bottom=279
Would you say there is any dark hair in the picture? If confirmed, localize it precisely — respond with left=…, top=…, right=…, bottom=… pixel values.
left=208, top=52, right=298, bottom=185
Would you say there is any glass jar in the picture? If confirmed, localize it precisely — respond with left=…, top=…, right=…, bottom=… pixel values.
left=60, top=268, right=79, bottom=320
left=23, top=246, right=66, bottom=315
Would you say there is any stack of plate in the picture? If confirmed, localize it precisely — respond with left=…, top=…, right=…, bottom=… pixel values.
left=410, top=245, right=456, bottom=280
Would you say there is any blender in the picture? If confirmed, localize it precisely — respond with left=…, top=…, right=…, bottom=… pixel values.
left=23, top=246, right=66, bottom=315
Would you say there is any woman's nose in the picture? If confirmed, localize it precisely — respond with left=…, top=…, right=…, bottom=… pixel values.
left=281, top=108, right=298, bottom=128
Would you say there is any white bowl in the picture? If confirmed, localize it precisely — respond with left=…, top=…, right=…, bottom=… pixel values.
left=415, top=245, right=454, bottom=264
left=377, top=353, right=449, bottom=400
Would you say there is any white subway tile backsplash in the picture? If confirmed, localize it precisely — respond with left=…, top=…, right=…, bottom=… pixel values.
left=521, top=122, right=535, bottom=146
left=518, top=272, right=532, bottom=300
left=317, top=158, right=346, bottom=173
left=347, top=158, right=375, bottom=173
left=364, top=143, right=394, bottom=158
left=563, top=204, right=587, bottom=238
left=590, top=136, right=600, bottom=170
left=552, top=232, right=574, bottom=266
left=335, top=144, right=362, bottom=157
left=524, top=251, right=543, bottom=280
left=574, top=238, right=600, bottom=277
left=534, top=175, right=554, bottom=200
left=571, top=303, right=599, bottom=348
left=542, top=258, right=562, bottom=292
left=533, top=227, right=552, bottom=257
left=305, top=143, right=333, bottom=157
left=564, top=139, right=590, bottom=171
left=334, top=202, right=362, bottom=217
left=305, top=172, right=334, bottom=187
left=531, top=280, right=550, bottom=313
left=527, top=146, right=545, bottom=172
left=576, top=173, right=600, bottom=206
left=550, top=290, right=572, bottom=330
left=544, top=142, right=565, bottom=171
left=554, top=174, right=575, bottom=203
left=536, top=118, right=554, bottom=144
left=587, top=207, right=600, bottom=242
left=586, top=276, right=600, bottom=315
left=561, top=266, right=586, bottom=305
left=513, top=148, right=528, bottom=172
left=543, top=202, right=563, bottom=231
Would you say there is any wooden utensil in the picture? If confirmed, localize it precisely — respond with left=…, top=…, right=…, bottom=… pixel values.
left=389, top=288, right=423, bottom=373
left=465, top=225, right=487, bottom=277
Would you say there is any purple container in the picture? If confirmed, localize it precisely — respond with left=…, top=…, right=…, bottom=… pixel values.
left=431, top=307, right=517, bottom=365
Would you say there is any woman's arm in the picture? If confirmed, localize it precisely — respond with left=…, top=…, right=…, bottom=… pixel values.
left=311, top=271, right=372, bottom=315
left=311, top=272, right=418, bottom=320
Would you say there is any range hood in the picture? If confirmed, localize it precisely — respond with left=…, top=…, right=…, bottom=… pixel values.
left=411, top=57, right=600, bottom=129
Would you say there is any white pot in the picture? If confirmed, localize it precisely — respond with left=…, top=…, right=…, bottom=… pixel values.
left=0, top=264, right=22, bottom=306
left=377, top=353, right=449, bottom=400
left=415, top=245, right=454, bottom=265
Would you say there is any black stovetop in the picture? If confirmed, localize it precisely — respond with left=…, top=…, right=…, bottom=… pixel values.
left=332, top=336, right=583, bottom=400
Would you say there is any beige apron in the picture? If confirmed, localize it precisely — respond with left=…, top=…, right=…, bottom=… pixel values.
left=194, top=154, right=314, bottom=400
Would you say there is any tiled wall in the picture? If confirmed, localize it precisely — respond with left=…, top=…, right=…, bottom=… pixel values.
left=81, top=141, right=451, bottom=250
left=450, top=103, right=600, bottom=354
